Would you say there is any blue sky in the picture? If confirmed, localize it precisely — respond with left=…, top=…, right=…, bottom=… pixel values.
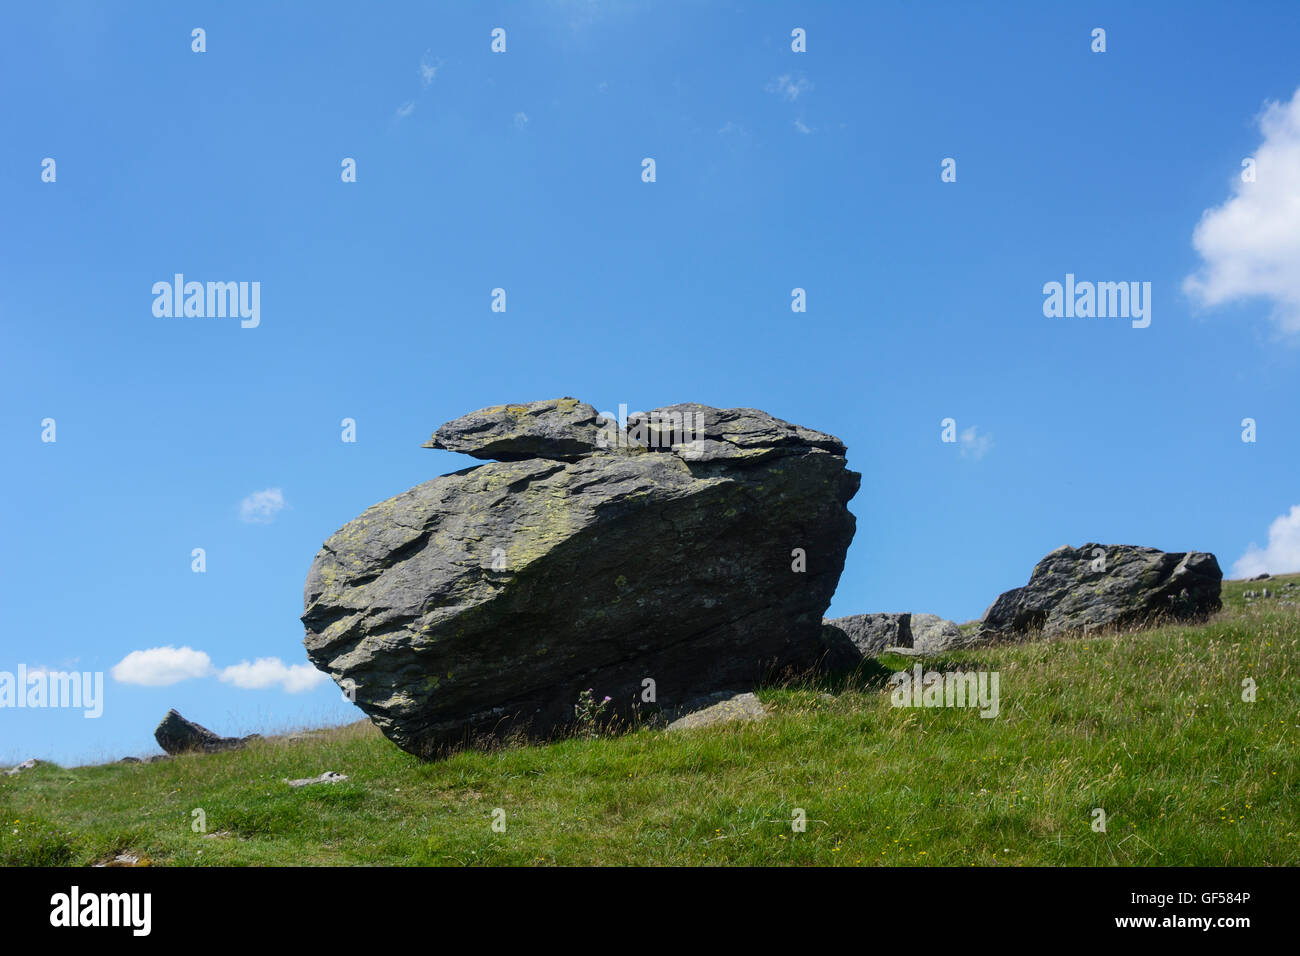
left=3, top=1, right=1299, bottom=765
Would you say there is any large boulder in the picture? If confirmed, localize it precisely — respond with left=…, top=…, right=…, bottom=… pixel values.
left=977, top=543, right=1222, bottom=640
left=302, top=399, right=860, bottom=757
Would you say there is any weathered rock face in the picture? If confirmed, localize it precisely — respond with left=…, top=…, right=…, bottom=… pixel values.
left=978, top=543, right=1222, bottom=639
left=153, top=710, right=260, bottom=755
left=302, top=399, right=860, bottom=757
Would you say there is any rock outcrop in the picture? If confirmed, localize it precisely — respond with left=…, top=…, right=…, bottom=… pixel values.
left=153, top=710, right=260, bottom=755
left=302, top=398, right=860, bottom=757
left=977, top=543, right=1222, bottom=640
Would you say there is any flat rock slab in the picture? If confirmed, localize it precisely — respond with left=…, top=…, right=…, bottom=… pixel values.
left=423, top=398, right=618, bottom=462
left=285, top=771, right=348, bottom=787
left=665, top=692, right=770, bottom=731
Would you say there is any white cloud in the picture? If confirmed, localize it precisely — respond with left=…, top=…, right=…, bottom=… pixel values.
left=109, top=646, right=327, bottom=694
left=767, top=73, right=812, bottom=102
left=960, top=426, right=993, bottom=460
left=395, top=100, right=416, bottom=120
left=794, top=118, right=813, bottom=135
left=419, top=53, right=439, bottom=87
left=112, top=646, right=213, bottom=686
left=219, top=658, right=328, bottom=694
left=513, top=111, right=529, bottom=130
left=1184, top=87, right=1300, bottom=333
left=1233, top=504, right=1300, bottom=577
left=240, top=488, right=285, bottom=524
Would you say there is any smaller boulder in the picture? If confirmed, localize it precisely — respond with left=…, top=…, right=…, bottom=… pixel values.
left=819, top=611, right=970, bottom=662
left=909, top=614, right=972, bottom=652
left=824, top=613, right=910, bottom=657
left=154, top=710, right=260, bottom=755
left=3, top=758, right=39, bottom=777
left=978, top=544, right=1222, bottom=640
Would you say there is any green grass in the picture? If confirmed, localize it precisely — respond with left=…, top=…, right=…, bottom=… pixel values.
left=3, top=575, right=1297, bottom=866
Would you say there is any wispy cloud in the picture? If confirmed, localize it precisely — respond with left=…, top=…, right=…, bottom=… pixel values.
left=1184, top=86, right=1300, bottom=334
left=513, top=111, right=529, bottom=130
left=767, top=73, right=812, bottom=102
left=393, top=51, right=442, bottom=121
left=960, top=426, right=993, bottom=460
left=111, top=646, right=213, bottom=686
left=419, top=52, right=440, bottom=88
left=240, top=488, right=285, bottom=524
left=794, top=118, right=813, bottom=135
left=1233, top=504, right=1300, bottom=577
left=219, top=658, right=328, bottom=694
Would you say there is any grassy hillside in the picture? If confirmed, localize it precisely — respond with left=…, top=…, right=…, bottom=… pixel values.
left=3, top=575, right=1296, bottom=866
